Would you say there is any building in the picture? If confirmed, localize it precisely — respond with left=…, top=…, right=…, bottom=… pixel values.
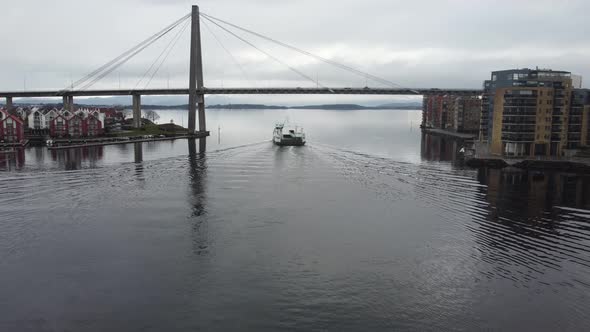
left=1, top=113, right=25, bottom=143
left=87, top=112, right=104, bottom=136
left=27, top=108, right=45, bottom=130
left=422, top=94, right=443, bottom=129
left=0, top=108, right=7, bottom=122
left=569, top=89, right=590, bottom=149
left=45, top=108, right=105, bottom=138
left=454, top=97, right=482, bottom=133
left=44, top=109, right=58, bottom=129
left=67, top=113, right=85, bottom=138
left=13, top=107, right=28, bottom=123
left=423, top=94, right=481, bottom=133
left=50, top=113, right=69, bottom=138
left=441, top=95, right=455, bottom=130
left=480, top=68, right=590, bottom=157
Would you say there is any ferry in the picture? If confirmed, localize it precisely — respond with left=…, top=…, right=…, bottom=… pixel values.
left=273, top=123, right=306, bottom=146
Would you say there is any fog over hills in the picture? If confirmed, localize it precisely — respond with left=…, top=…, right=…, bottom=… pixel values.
left=4, top=95, right=421, bottom=109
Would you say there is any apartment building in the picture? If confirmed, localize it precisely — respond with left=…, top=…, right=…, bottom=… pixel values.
left=479, top=68, right=589, bottom=157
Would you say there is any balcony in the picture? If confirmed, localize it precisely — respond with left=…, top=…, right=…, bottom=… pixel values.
left=502, top=133, right=535, bottom=141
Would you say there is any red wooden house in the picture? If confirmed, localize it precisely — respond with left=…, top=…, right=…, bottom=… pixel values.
left=0, top=113, right=25, bottom=143
left=67, top=113, right=86, bottom=138
left=50, top=114, right=69, bottom=138
left=87, top=113, right=104, bottom=136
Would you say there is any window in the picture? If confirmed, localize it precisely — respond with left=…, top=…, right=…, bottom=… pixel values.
left=492, top=74, right=497, bottom=82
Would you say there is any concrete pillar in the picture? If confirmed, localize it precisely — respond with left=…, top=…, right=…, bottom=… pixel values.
left=199, top=137, right=206, bottom=153
left=188, top=5, right=206, bottom=134
left=67, top=96, right=74, bottom=112
left=133, top=94, right=142, bottom=128
left=5, top=96, right=13, bottom=109
left=62, top=96, right=69, bottom=110
left=134, top=142, right=143, bottom=163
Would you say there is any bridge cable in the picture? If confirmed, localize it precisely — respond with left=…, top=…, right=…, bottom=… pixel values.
left=201, top=18, right=257, bottom=89
left=61, top=13, right=190, bottom=93
left=144, top=18, right=192, bottom=89
left=84, top=13, right=190, bottom=90
left=63, top=13, right=190, bottom=93
left=78, top=15, right=189, bottom=91
left=201, top=15, right=326, bottom=88
left=201, top=12, right=418, bottom=94
left=135, top=17, right=191, bottom=89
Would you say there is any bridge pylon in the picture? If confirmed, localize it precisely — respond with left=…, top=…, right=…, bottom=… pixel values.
left=188, top=5, right=206, bottom=135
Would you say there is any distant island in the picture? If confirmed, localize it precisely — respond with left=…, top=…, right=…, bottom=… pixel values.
left=3, top=100, right=421, bottom=111
left=140, top=103, right=421, bottom=110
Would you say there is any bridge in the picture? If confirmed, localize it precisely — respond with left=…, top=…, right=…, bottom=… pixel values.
left=0, top=5, right=482, bottom=135
left=0, top=87, right=482, bottom=98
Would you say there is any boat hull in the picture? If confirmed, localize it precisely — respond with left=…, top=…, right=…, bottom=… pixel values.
left=273, top=137, right=305, bottom=146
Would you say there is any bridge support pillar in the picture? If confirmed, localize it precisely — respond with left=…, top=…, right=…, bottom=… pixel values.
left=67, top=96, right=74, bottom=112
left=188, top=5, right=206, bottom=134
left=132, top=94, right=142, bottom=128
left=62, top=96, right=69, bottom=110
left=5, top=96, right=13, bottom=109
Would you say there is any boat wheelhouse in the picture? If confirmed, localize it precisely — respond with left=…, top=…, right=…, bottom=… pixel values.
left=273, top=123, right=306, bottom=146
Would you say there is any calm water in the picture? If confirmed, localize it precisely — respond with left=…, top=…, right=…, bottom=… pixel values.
left=1, top=109, right=590, bottom=331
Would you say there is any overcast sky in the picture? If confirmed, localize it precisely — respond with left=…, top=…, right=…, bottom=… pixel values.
left=1, top=0, right=588, bottom=104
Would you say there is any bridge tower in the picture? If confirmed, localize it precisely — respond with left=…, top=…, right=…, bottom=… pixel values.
left=188, top=5, right=206, bottom=134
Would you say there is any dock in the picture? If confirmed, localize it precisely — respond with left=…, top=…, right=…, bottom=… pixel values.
left=422, top=128, right=476, bottom=140
left=0, top=140, right=29, bottom=148
left=47, top=132, right=209, bottom=150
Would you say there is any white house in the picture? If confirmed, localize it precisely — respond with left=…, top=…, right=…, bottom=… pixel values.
left=27, top=108, right=45, bottom=130
left=44, top=109, right=59, bottom=128
left=14, top=107, right=28, bottom=122
left=91, top=109, right=106, bottom=128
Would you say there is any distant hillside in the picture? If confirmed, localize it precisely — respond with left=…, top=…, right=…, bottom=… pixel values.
left=208, top=104, right=287, bottom=110
left=377, top=102, right=422, bottom=108
left=207, top=103, right=421, bottom=110
left=2, top=101, right=421, bottom=111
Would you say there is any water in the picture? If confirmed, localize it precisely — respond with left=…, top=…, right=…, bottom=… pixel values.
left=1, top=109, right=590, bottom=331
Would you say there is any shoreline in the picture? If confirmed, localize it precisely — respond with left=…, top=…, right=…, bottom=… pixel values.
left=422, top=128, right=477, bottom=140
left=466, top=157, right=590, bottom=173
left=47, top=132, right=209, bottom=150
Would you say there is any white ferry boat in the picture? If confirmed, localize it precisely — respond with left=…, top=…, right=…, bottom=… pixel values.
left=273, top=123, right=306, bottom=146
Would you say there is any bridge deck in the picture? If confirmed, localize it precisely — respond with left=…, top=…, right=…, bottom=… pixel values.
left=0, top=87, right=482, bottom=98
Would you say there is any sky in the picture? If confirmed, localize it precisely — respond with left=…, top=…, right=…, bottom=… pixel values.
left=0, top=0, right=589, bottom=105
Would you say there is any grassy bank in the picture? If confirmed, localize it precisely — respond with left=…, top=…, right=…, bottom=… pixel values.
left=111, top=124, right=188, bottom=137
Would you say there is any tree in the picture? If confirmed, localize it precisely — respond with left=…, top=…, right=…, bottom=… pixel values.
left=143, top=110, right=160, bottom=123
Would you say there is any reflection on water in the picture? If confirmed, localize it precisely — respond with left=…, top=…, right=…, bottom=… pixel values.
left=420, top=133, right=469, bottom=165
left=188, top=138, right=208, bottom=255
left=51, top=147, right=105, bottom=170
left=0, top=149, right=25, bottom=171
left=1, top=110, right=590, bottom=330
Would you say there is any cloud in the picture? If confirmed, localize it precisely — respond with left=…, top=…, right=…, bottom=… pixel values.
left=0, top=0, right=588, bottom=102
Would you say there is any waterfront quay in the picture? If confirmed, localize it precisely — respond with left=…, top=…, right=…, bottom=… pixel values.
left=421, top=67, right=590, bottom=165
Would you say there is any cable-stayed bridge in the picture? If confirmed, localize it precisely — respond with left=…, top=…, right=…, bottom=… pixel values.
left=0, top=5, right=482, bottom=135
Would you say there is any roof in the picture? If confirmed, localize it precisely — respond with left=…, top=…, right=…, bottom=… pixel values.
left=1, top=113, right=24, bottom=124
